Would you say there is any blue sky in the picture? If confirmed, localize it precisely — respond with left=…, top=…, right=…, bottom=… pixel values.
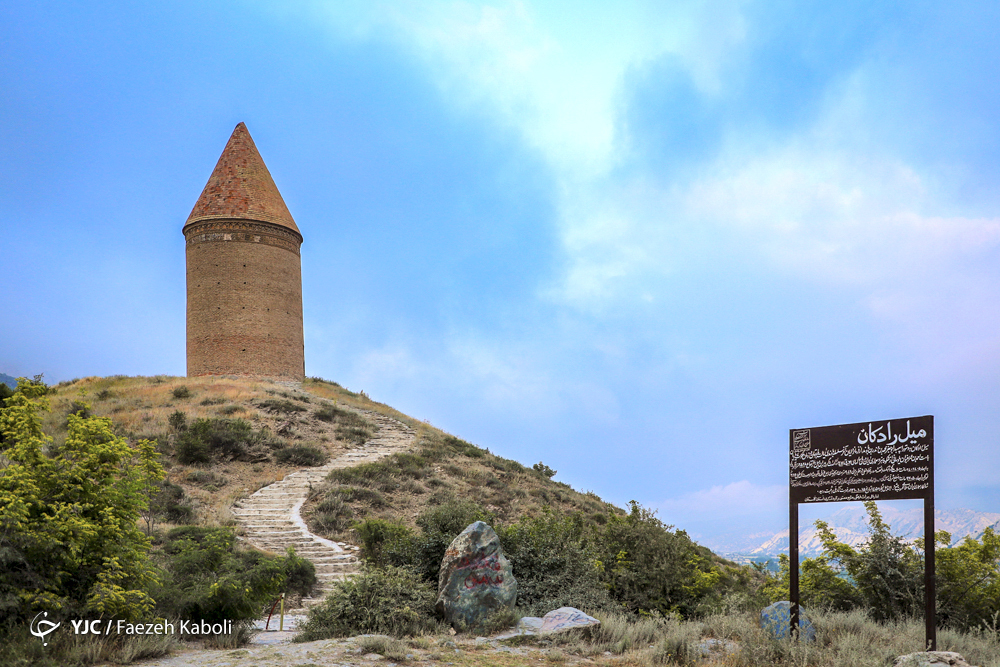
left=3, top=1, right=999, bottom=550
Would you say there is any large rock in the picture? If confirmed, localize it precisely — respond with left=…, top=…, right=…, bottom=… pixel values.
left=760, top=601, right=816, bottom=642
left=895, top=652, right=978, bottom=667
left=436, top=521, right=517, bottom=629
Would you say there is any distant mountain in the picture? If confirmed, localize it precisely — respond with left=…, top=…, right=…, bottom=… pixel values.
left=749, top=506, right=1000, bottom=557
left=0, top=373, right=19, bottom=391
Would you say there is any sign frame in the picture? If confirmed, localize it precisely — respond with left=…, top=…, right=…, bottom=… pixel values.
left=788, top=415, right=935, bottom=650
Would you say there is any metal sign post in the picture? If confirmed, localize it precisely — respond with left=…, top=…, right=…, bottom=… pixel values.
left=788, top=416, right=935, bottom=650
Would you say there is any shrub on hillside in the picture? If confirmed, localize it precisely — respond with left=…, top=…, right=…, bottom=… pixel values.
left=296, top=565, right=438, bottom=640
left=67, top=399, right=91, bottom=419
left=153, top=527, right=315, bottom=633
left=146, top=480, right=194, bottom=527
left=282, top=547, right=318, bottom=599
left=168, top=409, right=187, bottom=431
left=257, top=398, right=306, bottom=414
left=336, top=425, right=374, bottom=445
left=313, top=404, right=362, bottom=423
left=175, top=418, right=281, bottom=464
left=497, top=511, right=614, bottom=616
left=312, top=495, right=356, bottom=534
left=532, top=461, right=557, bottom=479
left=353, top=519, right=416, bottom=568
left=327, top=460, right=399, bottom=492
left=350, top=499, right=491, bottom=585
left=593, top=501, right=718, bottom=618
left=171, top=385, right=191, bottom=399
left=274, top=444, right=329, bottom=466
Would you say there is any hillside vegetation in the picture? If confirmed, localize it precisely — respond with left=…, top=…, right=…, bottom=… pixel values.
left=3, top=375, right=1000, bottom=667
left=35, top=374, right=653, bottom=536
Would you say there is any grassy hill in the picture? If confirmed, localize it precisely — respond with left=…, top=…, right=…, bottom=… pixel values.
left=42, top=374, right=635, bottom=540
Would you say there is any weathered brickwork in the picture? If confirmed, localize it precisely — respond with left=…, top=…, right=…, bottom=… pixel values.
left=184, top=124, right=305, bottom=381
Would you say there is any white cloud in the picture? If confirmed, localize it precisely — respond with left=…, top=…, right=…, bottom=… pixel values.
left=298, top=0, right=748, bottom=176
left=658, top=480, right=785, bottom=519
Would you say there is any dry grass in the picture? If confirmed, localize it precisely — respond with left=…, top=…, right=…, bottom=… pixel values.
left=302, top=423, right=621, bottom=542
left=516, top=609, right=1000, bottom=667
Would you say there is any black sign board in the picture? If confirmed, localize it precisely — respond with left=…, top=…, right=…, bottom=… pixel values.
left=788, top=416, right=935, bottom=649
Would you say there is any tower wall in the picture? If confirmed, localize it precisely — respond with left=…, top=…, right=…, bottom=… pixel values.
left=185, top=219, right=304, bottom=381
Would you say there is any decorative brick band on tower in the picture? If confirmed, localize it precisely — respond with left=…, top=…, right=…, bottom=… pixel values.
left=184, top=123, right=305, bottom=381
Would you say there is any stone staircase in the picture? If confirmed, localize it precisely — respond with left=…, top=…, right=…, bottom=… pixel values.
left=231, top=408, right=416, bottom=611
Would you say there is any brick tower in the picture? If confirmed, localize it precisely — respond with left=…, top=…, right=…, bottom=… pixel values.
left=184, top=122, right=305, bottom=381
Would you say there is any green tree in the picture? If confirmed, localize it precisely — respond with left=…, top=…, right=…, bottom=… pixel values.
left=933, top=527, right=1000, bottom=631
left=815, top=502, right=923, bottom=622
left=0, top=379, right=163, bottom=626
left=761, top=553, right=859, bottom=612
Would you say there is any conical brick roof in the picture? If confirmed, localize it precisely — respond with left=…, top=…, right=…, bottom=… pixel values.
left=185, top=122, right=300, bottom=235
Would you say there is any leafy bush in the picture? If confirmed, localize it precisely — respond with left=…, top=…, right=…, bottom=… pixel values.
left=327, top=460, right=399, bottom=492
left=350, top=498, right=489, bottom=586
left=186, top=470, right=227, bottom=489
left=936, top=527, right=1000, bottom=631
left=593, top=501, right=717, bottom=618
left=335, top=485, right=387, bottom=507
left=405, top=499, right=490, bottom=582
left=313, top=404, right=342, bottom=422
left=274, top=445, right=329, bottom=466
left=199, top=397, right=225, bottom=406
left=296, top=565, right=438, bottom=640
left=171, top=385, right=191, bottom=399
left=153, top=527, right=315, bottom=635
left=443, top=435, right=483, bottom=458
left=497, top=511, right=613, bottom=616
left=353, top=519, right=416, bottom=568
left=282, top=548, right=318, bottom=599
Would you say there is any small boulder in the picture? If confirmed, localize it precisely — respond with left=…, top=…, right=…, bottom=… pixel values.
left=539, top=607, right=600, bottom=634
left=895, top=652, right=977, bottom=667
left=517, top=617, right=544, bottom=633
left=436, top=521, right=517, bottom=629
left=760, top=601, right=816, bottom=642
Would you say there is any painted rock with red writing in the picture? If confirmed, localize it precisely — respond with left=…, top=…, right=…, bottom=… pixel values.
left=435, top=521, right=517, bottom=629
